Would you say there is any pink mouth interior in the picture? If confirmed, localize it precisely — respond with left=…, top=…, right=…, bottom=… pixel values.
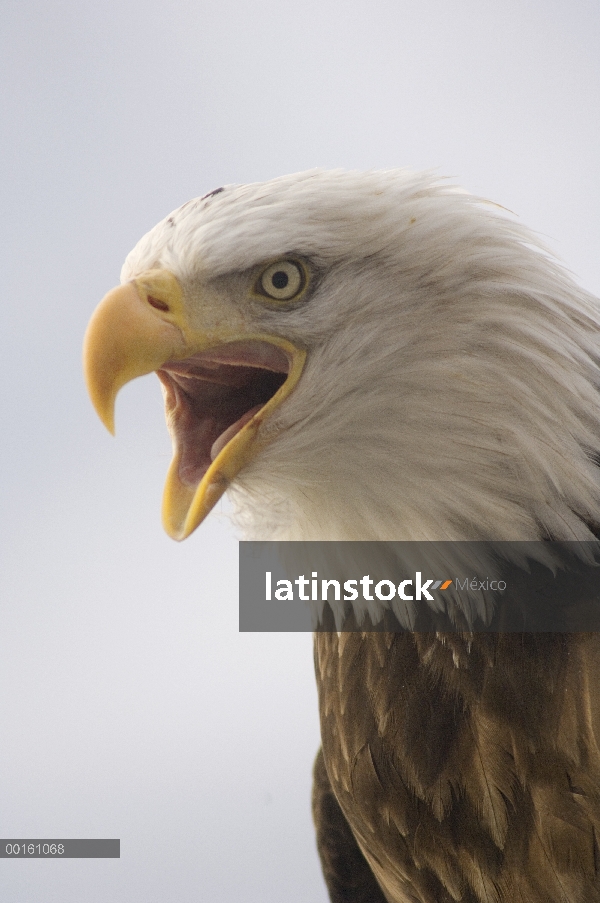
left=157, top=341, right=290, bottom=488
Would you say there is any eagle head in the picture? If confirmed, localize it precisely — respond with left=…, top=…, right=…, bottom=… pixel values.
left=84, top=169, right=600, bottom=545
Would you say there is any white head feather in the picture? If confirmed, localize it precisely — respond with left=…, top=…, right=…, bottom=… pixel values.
left=122, top=169, right=600, bottom=549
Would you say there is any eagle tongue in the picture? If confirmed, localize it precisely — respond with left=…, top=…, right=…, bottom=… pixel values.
left=210, top=405, right=263, bottom=461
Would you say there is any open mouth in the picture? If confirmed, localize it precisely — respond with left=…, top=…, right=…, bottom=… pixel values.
left=157, top=340, right=290, bottom=489
left=83, top=269, right=307, bottom=539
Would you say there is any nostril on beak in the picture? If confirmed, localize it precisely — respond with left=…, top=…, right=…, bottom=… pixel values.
left=148, top=296, right=170, bottom=312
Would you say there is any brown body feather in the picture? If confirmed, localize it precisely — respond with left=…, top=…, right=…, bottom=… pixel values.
left=314, top=631, right=600, bottom=903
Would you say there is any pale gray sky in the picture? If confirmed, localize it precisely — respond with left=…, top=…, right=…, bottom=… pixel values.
left=1, top=1, right=599, bottom=901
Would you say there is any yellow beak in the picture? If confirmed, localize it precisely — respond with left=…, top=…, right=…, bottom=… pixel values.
left=83, top=269, right=306, bottom=540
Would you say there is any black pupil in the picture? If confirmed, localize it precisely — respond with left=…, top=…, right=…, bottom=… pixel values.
left=271, top=270, right=289, bottom=290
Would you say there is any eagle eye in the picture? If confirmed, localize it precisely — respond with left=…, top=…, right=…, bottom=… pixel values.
left=258, top=260, right=305, bottom=301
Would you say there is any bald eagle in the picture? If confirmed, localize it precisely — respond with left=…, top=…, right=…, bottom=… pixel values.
left=84, top=170, right=600, bottom=903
